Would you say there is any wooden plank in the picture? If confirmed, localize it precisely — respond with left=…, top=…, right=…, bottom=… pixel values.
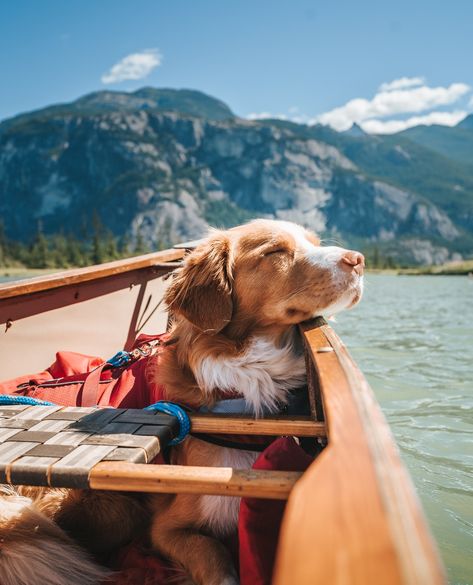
left=273, top=322, right=446, bottom=585
left=0, top=248, right=184, bottom=300
left=189, top=414, right=326, bottom=437
left=89, top=461, right=302, bottom=499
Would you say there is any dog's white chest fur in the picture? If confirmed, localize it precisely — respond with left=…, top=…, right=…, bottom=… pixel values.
left=193, top=333, right=307, bottom=416
left=200, top=449, right=259, bottom=536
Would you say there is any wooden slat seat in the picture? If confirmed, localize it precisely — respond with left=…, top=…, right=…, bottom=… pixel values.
left=0, top=406, right=179, bottom=487
left=0, top=405, right=319, bottom=498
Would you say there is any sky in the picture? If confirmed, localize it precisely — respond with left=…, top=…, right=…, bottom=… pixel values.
left=1, top=0, right=472, bottom=133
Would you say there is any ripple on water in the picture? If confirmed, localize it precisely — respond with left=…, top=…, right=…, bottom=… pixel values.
left=333, top=275, right=473, bottom=585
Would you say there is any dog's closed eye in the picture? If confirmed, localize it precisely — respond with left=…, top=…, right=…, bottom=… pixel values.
left=263, top=247, right=289, bottom=257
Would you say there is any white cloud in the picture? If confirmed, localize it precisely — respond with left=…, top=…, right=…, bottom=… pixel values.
left=101, top=49, right=162, bottom=84
left=247, top=109, right=310, bottom=124
left=316, top=82, right=470, bottom=131
left=247, top=112, right=285, bottom=120
left=245, top=78, right=472, bottom=134
left=379, top=76, right=425, bottom=92
left=360, top=110, right=468, bottom=134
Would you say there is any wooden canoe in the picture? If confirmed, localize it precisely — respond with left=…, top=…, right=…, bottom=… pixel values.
left=0, top=248, right=446, bottom=584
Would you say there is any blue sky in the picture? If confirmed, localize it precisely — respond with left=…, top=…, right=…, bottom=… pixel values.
left=1, top=0, right=472, bottom=133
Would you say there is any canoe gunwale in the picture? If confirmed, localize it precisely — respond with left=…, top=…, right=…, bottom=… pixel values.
left=273, top=320, right=446, bottom=584
left=0, top=248, right=185, bottom=301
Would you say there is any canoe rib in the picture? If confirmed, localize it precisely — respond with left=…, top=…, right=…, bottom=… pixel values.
left=89, top=462, right=301, bottom=500
left=272, top=321, right=446, bottom=585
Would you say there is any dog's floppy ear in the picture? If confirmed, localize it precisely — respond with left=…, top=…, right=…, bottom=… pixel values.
left=165, top=233, right=233, bottom=333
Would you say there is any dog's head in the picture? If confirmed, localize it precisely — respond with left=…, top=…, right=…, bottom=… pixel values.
left=165, top=219, right=364, bottom=335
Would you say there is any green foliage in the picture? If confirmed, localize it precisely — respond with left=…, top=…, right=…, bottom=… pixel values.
left=399, top=124, right=473, bottom=168
left=364, top=245, right=400, bottom=270
left=0, top=225, right=154, bottom=270
left=155, top=217, right=173, bottom=251
left=204, top=199, right=255, bottom=229
left=133, top=228, right=149, bottom=255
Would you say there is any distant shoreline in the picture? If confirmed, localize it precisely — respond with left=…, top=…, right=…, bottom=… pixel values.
left=2, top=261, right=473, bottom=285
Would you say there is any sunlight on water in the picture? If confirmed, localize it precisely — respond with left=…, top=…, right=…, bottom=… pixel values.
left=333, top=275, right=473, bottom=585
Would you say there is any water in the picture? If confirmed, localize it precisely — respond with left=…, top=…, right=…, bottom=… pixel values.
left=333, top=275, right=473, bottom=585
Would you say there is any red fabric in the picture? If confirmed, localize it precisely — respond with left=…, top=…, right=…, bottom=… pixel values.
left=106, top=542, right=185, bottom=585
left=0, top=335, right=168, bottom=408
left=239, top=437, right=313, bottom=585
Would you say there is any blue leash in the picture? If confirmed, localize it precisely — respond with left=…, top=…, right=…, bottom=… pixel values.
left=145, top=401, right=191, bottom=446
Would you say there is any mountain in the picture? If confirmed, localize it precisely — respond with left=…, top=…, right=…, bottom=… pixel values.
left=457, top=114, right=473, bottom=130
left=0, top=88, right=235, bottom=132
left=397, top=121, right=473, bottom=168
left=1, top=88, right=472, bottom=265
left=342, top=123, right=367, bottom=137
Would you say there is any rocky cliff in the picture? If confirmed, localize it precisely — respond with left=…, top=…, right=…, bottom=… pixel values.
left=1, top=88, right=472, bottom=265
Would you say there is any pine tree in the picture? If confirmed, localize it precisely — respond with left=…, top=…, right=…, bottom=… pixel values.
left=134, top=228, right=149, bottom=255
left=91, top=212, right=106, bottom=264
left=119, top=233, right=131, bottom=258
left=105, top=232, right=119, bottom=261
left=51, top=233, right=68, bottom=267
left=155, top=217, right=173, bottom=251
left=66, top=234, right=85, bottom=266
left=28, top=222, right=50, bottom=268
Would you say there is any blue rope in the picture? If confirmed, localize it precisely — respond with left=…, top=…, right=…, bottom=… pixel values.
left=107, top=350, right=132, bottom=368
left=0, top=395, right=55, bottom=407
left=145, top=401, right=191, bottom=445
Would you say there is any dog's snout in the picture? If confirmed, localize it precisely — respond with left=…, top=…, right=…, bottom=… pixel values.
left=340, top=251, right=365, bottom=275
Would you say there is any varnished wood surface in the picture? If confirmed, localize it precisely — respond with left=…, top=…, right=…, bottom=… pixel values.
left=189, top=414, right=326, bottom=437
left=273, top=322, right=446, bottom=585
left=0, top=248, right=184, bottom=300
left=89, top=461, right=302, bottom=499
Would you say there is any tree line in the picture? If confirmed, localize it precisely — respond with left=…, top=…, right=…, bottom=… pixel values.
left=0, top=219, right=399, bottom=270
left=0, top=219, right=152, bottom=269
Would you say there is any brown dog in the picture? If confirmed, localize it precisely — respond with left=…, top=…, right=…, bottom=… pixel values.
left=0, top=219, right=364, bottom=585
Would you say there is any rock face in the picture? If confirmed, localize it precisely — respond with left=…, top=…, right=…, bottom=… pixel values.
left=1, top=88, right=472, bottom=264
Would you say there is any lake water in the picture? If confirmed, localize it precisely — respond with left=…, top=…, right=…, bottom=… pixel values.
left=333, top=275, right=473, bottom=585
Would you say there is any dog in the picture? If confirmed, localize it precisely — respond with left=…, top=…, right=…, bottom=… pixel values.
left=0, top=219, right=364, bottom=585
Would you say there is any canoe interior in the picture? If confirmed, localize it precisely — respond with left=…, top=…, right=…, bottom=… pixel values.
left=0, top=249, right=446, bottom=584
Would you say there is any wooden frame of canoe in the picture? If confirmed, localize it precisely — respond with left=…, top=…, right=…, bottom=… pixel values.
left=0, top=249, right=446, bottom=584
